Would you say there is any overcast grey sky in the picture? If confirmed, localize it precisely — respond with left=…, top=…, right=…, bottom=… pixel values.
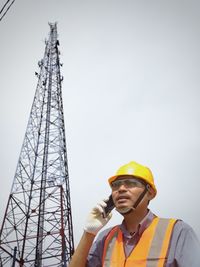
left=0, top=0, right=200, bottom=245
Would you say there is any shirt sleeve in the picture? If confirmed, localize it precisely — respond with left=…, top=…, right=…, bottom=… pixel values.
left=86, top=228, right=111, bottom=267
left=167, top=220, right=200, bottom=267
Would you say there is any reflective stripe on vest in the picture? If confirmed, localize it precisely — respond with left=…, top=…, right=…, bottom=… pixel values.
left=102, top=217, right=177, bottom=267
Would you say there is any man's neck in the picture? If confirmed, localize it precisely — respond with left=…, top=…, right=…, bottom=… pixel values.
left=123, top=209, right=149, bottom=234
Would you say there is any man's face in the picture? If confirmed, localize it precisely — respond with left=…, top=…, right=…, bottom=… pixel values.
left=111, top=175, right=151, bottom=213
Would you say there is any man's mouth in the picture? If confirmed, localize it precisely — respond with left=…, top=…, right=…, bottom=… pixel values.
left=116, top=195, right=130, bottom=203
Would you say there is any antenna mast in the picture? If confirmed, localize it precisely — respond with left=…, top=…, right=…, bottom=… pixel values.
left=0, top=23, right=74, bottom=266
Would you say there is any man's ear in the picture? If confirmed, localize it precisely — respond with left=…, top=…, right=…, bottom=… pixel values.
left=147, top=185, right=156, bottom=200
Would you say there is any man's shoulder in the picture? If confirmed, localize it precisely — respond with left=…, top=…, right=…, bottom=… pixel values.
left=156, top=217, right=198, bottom=244
left=157, top=217, right=193, bottom=231
left=172, top=219, right=198, bottom=237
left=88, top=225, right=120, bottom=260
left=96, top=225, right=119, bottom=241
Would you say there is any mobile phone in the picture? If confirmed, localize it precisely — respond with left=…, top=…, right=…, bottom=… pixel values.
left=103, top=195, right=115, bottom=217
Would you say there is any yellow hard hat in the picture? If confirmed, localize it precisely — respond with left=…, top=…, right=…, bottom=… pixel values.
left=108, top=161, right=157, bottom=195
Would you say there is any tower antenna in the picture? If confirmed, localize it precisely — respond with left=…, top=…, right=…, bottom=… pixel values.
left=0, top=23, right=74, bottom=266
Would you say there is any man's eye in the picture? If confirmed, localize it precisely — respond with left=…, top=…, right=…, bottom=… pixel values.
left=125, top=180, right=137, bottom=187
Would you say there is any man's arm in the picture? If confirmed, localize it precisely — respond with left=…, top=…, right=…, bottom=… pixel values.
left=68, top=199, right=112, bottom=267
left=68, top=231, right=95, bottom=267
left=168, top=221, right=200, bottom=267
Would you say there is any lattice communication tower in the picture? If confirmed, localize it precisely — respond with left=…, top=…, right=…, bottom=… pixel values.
left=0, top=23, right=74, bottom=266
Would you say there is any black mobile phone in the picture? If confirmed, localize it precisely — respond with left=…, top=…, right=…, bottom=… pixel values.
left=103, top=195, right=115, bottom=217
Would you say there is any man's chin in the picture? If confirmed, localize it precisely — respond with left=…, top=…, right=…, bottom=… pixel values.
left=116, top=206, right=133, bottom=214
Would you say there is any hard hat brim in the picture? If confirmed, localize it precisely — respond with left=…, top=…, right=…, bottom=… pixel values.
left=108, top=174, right=157, bottom=195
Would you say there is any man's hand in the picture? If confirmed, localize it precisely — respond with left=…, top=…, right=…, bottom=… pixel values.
left=84, top=199, right=112, bottom=235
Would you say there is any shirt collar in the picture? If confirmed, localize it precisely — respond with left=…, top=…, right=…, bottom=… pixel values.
left=119, top=210, right=156, bottom=238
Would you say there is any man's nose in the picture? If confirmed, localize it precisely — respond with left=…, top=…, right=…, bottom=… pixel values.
left=118, top=183, right=127, bottom=191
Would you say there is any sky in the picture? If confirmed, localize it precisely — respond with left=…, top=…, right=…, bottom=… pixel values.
left=0, top=0, right=200, bottom=246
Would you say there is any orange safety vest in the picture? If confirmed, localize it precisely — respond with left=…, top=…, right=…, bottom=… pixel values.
left=102, top=217, right=177, bottom=267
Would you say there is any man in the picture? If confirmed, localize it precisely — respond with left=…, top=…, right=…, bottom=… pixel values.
left=69, top=161, right=200, bottom=267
